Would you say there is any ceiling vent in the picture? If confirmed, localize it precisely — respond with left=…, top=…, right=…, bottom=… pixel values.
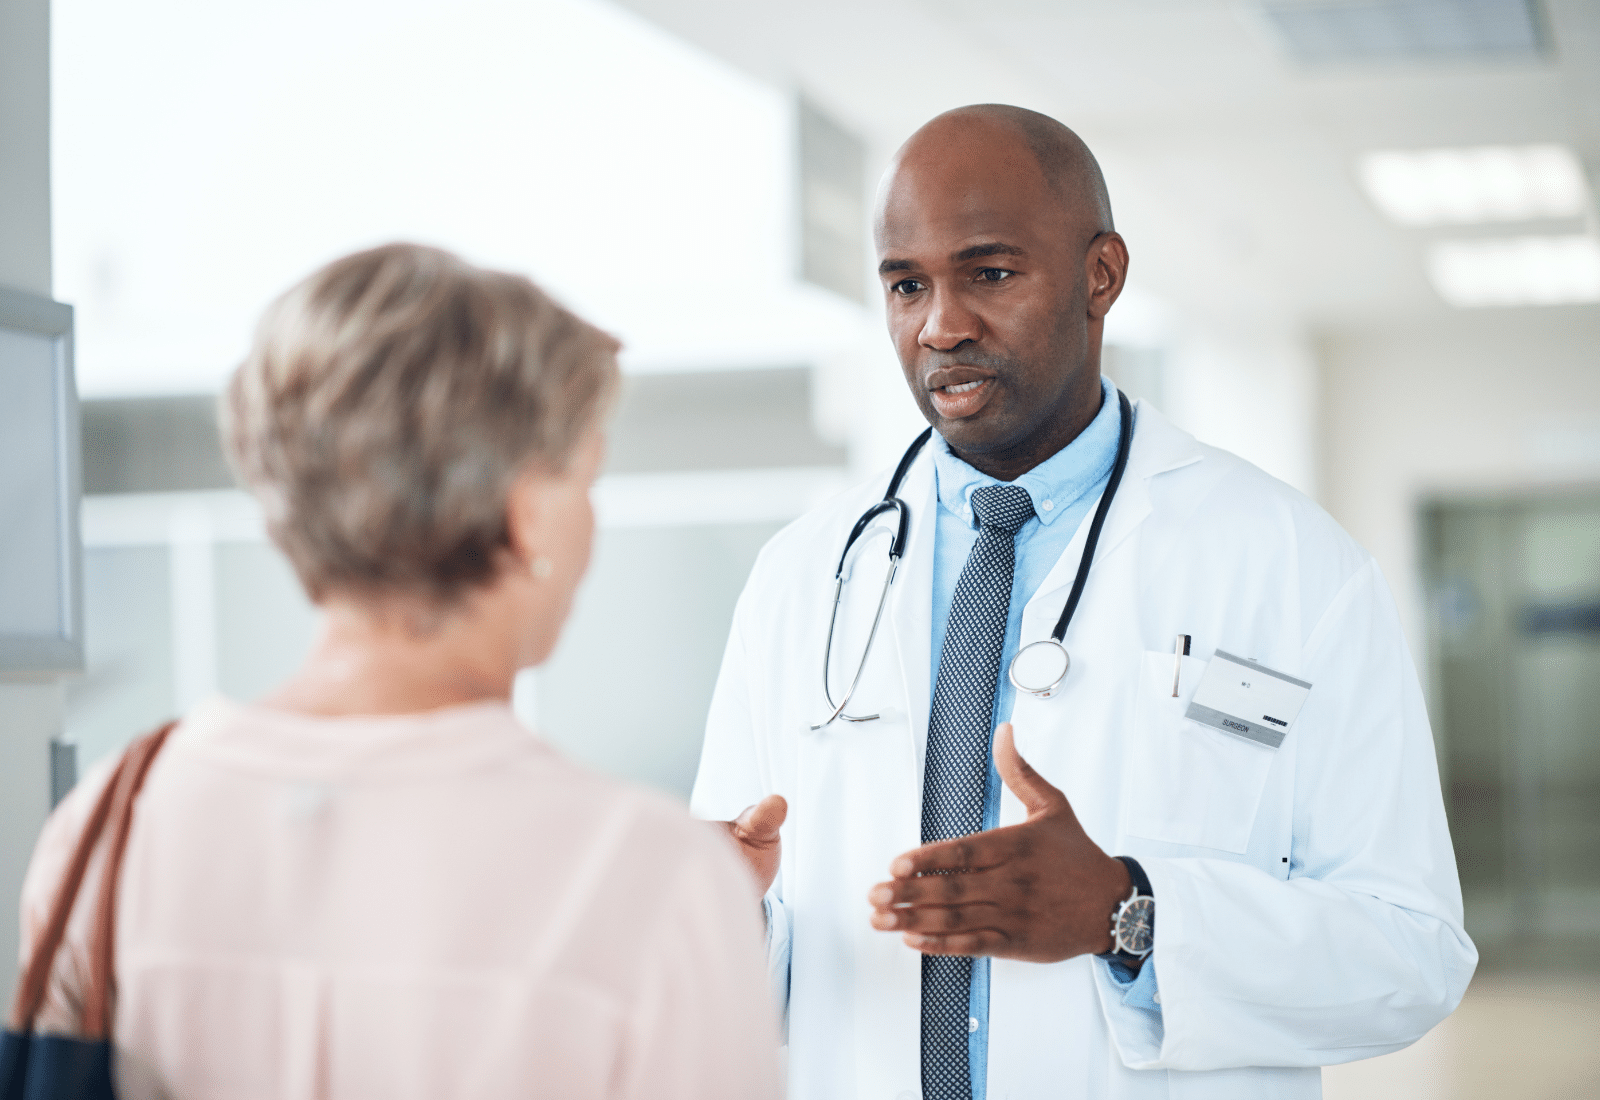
left=1260, top=0, right=1547, bottom=65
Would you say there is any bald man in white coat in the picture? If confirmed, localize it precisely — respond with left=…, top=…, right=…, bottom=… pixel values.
left=693, top=105, right=1476, bottom=1100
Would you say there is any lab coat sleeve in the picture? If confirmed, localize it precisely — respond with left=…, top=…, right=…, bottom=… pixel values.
left=691, top=586, right=794, bottom=1029
left=692, top=606, right=767, bottom=821
left=762, top=888, right=793, bottom=1036
left=1103, top=559, right=1477, bottom=1071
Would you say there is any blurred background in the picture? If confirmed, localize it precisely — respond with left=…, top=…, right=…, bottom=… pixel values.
left=2, top=0, right=1598, bottom=1094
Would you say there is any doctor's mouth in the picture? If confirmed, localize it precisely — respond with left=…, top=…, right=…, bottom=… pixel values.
left=927, top=366, right=1000, bottom=419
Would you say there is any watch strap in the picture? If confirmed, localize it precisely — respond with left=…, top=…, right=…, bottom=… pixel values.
left=1116, top=855, right=1153, bottom=898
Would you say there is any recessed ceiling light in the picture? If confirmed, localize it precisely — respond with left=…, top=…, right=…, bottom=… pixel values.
left=1358, top=145, right=1589, bottom=226
left=1427, top=235, right=1600, bottom=308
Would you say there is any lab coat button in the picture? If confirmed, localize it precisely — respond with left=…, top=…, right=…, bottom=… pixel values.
left=968, top=1015, right=979, bottom=1033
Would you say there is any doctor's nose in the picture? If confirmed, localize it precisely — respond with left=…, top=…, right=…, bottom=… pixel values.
left=918, top=289, right=983, bottom=352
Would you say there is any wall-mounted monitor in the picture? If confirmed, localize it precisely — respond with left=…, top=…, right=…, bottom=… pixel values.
left=0, top=287, right=82, bottom=673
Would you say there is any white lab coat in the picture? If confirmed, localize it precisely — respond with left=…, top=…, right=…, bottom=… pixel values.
left=692, top=401, right=1476, bottom=1100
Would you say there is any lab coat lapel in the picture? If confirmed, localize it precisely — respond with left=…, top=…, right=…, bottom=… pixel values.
left=1028, top=399, right=1203, bottom=609
left=885, top=447, right=937, bottom=785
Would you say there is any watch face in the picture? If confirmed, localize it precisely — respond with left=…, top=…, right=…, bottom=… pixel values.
left=1115, top=897, right=1155, bottom=956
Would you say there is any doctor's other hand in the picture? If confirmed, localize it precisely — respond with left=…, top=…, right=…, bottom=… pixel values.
left=866, top=723, right=1131, bottom=964
left=720, top=794, right=787, bottom=896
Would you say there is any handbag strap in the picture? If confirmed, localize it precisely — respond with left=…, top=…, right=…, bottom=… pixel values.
left=6, top=721, right=177, bottom=1038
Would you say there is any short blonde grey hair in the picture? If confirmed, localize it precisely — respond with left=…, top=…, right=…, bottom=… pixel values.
left=223, top=242, right=620, bottom=607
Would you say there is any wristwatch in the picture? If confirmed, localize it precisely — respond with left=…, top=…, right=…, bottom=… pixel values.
left=1097, top=855, right=1155, bottom=963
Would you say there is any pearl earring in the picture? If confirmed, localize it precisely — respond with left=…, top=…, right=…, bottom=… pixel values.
left=531, top=556, right=553, bottom=580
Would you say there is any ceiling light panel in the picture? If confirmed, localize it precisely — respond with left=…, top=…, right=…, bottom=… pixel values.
left=1262, top=0, right=1545, bottom=65
left=1359, top=144, right=1590, bottom=226
left=1427, top=235, right=1600, bottom=307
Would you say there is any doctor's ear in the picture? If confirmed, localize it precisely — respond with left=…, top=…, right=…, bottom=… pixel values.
left=1085, top=232, right=1129, bottom=320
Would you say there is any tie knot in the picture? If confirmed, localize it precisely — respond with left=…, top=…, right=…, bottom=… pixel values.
left=969, top=484, right=1034, bottom=533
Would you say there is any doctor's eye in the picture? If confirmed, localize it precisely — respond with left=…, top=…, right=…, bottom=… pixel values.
left=890, top=279, right=925, bottom=296
left=976, top=268, right=1014, bottom=283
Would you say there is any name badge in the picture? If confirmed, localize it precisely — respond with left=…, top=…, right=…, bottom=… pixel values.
left=1185, top=649, right=1311, bottom=749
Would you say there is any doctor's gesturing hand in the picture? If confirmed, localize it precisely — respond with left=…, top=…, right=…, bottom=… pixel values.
left=867, top=723, right=1133, bottom=964
left=720, top=794, right=788, bottom=895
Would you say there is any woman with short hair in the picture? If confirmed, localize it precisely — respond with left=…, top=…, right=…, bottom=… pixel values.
left=16, top=243, right=782, bottom=1098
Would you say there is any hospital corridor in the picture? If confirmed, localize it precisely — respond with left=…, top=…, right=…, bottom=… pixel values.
left=2, top=0, right=1599, bottom=1097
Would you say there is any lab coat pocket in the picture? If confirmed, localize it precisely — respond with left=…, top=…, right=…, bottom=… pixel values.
left=1124, top=650, right=1276, bottom=854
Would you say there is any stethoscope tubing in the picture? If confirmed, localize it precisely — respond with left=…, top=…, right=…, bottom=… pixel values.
left=1041, top=388, right=1135, bottom=646
left=814, top=389, right=1133, bottom=726
left=813, top=433, right=931, bottom=727
left=811, top=559, right=899, bottom=730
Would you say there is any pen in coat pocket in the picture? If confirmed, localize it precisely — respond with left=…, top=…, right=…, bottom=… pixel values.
left=1171, top=633, right=1191, bottom=697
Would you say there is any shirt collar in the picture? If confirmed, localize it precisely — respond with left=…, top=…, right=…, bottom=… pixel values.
left=933, top=375, right=1122, bottom=530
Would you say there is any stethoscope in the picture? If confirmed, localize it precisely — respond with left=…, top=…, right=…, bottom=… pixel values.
left=813, top=388, right=1134, bottom=730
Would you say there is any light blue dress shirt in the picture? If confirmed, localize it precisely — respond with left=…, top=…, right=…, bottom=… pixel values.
left=928, top=377, right=1161, bottom=1100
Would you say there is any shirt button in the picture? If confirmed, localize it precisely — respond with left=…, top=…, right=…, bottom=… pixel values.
left=1041, top=499, right=1054, bottom=512
left=1153, top=992, right=1162, bottom=1005
left=968, top=1015, right=979, bottom=1033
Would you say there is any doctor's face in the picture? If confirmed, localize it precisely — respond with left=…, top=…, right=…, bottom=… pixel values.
left=874, top=116, right=1125, bottom=480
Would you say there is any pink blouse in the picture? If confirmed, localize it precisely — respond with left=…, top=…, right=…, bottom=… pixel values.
left=19, top=696, right=782, bottom=1099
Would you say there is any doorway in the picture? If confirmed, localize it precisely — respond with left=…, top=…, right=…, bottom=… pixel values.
left=1421, top=488, right=1600, bottom=952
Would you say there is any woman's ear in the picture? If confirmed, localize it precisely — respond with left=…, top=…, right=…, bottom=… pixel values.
left=503, top=465, right=552, bottom=572
left=503, top=428, right=604, bottom=584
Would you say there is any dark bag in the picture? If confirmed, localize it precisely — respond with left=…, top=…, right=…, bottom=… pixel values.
left=1, top=724, right=175, bottom=1100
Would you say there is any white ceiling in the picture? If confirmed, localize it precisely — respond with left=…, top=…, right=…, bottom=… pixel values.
left=613, top=0, right=1600, bottom=336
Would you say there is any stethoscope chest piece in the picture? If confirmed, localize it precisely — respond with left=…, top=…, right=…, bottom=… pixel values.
left=812, top=389, right=1133, bottom=728
left=1009, top=638, right=1071, bottom=699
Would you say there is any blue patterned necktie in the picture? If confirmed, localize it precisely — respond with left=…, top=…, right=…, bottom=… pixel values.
left=920, top=483, right=1035, bottom=1100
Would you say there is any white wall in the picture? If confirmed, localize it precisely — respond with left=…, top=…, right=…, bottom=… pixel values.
left=1319, top=306, right=1600, bottom=654
left=1165, top=326, right=1320, bottom=501
left=0, top=0, right=58, bottom=1011
left=68, top=469, right=856, bottom=796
